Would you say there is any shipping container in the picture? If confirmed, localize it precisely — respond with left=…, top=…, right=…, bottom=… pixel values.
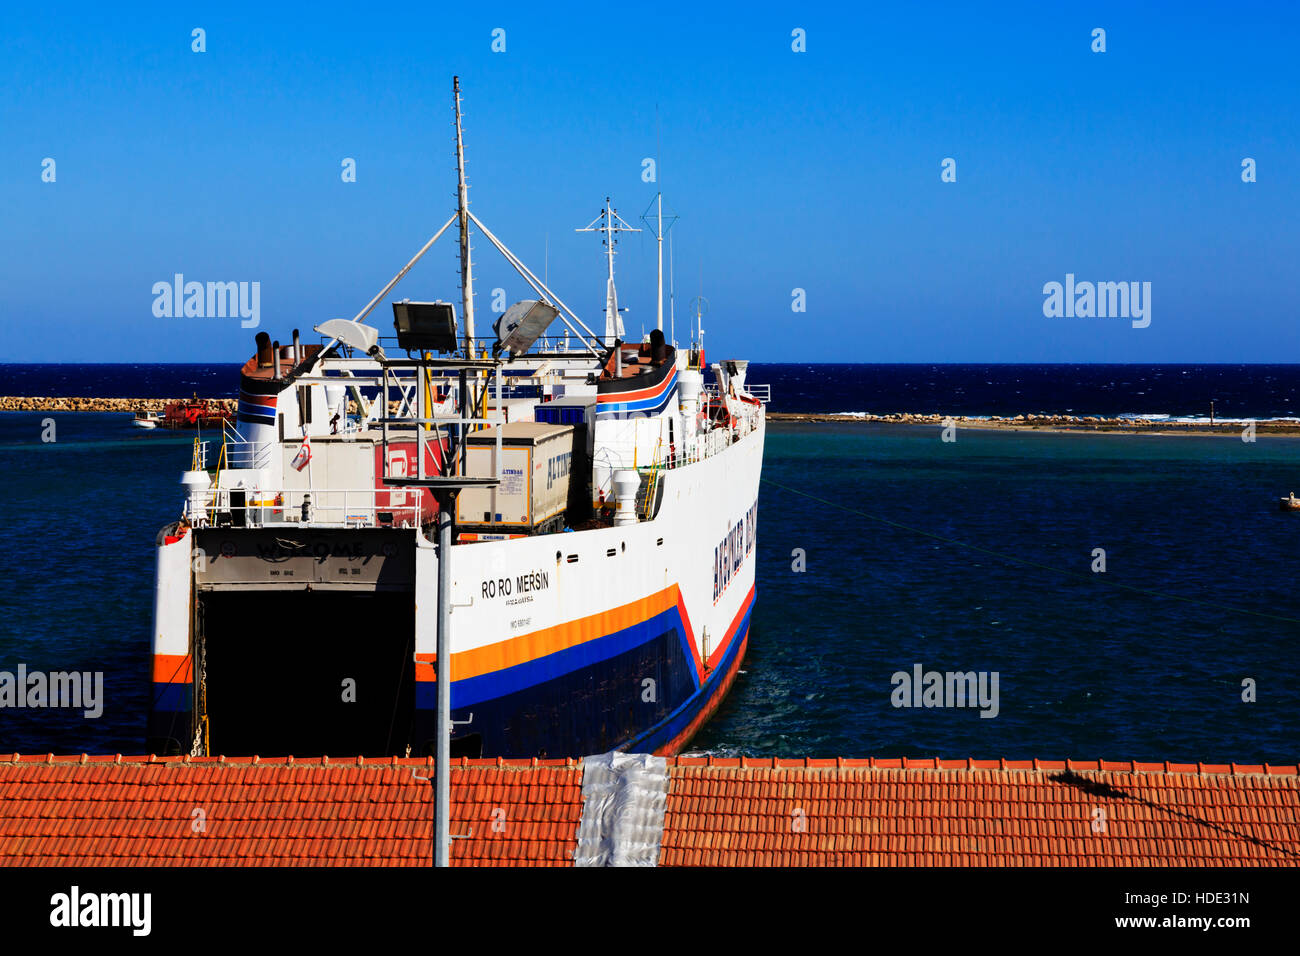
left=534, top=394, right=594, bottom=426
left=456, top=422, right=576, bottom=532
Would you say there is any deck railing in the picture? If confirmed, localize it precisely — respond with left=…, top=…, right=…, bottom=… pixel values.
left=703, top=382, right=770, bottom=404
left=187, top=486, right=425, bottom=529
left=199, top=426, right=273, bottom=472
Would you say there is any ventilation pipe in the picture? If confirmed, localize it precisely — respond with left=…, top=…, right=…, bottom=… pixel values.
left=272, top=341, right=281, bottom=380
left=612, top=470, right=640, bottom=526
left=180, top=469, right=212, bottom=525
left=292, top=328, right=301, bottom=366
left=678, top=369, right=703, bottom=439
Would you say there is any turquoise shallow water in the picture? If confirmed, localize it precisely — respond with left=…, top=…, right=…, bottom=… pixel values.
left=1, top=413, right=1298, bottom=762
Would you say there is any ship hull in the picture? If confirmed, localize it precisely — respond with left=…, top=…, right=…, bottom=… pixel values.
left=411, top=414, right=763, bottom=758
left=149, top=415, right=763, bottom=759
left=410, top=583, right=755, bottom=757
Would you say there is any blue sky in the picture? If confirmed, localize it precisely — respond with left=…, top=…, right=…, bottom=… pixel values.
left=1, top=1, right=1297, bottom=363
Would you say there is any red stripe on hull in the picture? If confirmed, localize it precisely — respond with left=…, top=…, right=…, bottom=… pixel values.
left=655, top=628, right=750, bottom=756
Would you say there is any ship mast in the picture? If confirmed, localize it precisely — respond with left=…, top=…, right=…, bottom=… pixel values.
left=577, top=198, right=639, bottom=347
left=653, top=109, right=664, bottom=332
left=454, top=76, right=475, bottom=355
left=642, top=192, right=681, bottom=343
left=603, top=198, right=618, bottom=343
left=655, top=194, right=663, bottom=331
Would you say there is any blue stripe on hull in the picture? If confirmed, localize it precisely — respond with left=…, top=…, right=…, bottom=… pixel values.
left=415, top=625, right=697, bottom=757
left=442, top=604, right=699, bottom=709
left=151, top=682, right=190, bottom=713
left=414, top=593, right=754, bottom=758
left=595, top=384, right=678, bottom=419
left=148, top=683, right=192, bottom=753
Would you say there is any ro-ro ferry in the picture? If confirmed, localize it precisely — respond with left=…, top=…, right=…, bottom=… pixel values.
left=148, top=80, right=766, bottom=759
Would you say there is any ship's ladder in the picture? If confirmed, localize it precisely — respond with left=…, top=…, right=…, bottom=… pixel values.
left=207, top=434, right=230, bottom=525
left=639, top=438, right=665, bottom=520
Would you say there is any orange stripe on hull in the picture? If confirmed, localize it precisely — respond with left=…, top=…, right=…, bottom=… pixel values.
left=416, top=584, right=683, bottom=683
left=598, top=373, right=675, bottom=404
left=152, top=654, right=192, bottom=684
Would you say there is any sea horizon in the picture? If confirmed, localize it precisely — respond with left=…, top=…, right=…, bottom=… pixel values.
left=8, top=361, right=1300, bottom=419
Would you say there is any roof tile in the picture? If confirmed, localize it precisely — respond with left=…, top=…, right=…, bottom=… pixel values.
left=0, top=755, right=1294, bottom=865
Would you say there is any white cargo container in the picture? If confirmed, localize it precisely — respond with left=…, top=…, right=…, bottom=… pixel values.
left=457, top=422, right=575, bottom=532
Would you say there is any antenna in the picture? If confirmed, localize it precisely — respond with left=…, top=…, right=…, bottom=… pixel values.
left=668, top=231, right=677, bottom=346
left=640, top=194, right=678, bottom=335
left=690, top=294, right=709, bottom=352
left=642, top=107, right=677, bottom=334
left=576, top=198, right=640, bottom=347
left=689, top=263, right=708, bottom=356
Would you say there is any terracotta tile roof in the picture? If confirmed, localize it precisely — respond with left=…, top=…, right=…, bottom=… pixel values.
left=659, top=757, right=1300, bottom=866
left=0, top=754, right=1295, bottom=866
left=450, top=759, right=582, bottom=866
left=0, top=755, right=581, bottom=867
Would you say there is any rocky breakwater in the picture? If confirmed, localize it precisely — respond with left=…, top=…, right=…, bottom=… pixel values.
left=0, top=396, right=237, bottom=413
left=765, top=412, right=1300, bottom=435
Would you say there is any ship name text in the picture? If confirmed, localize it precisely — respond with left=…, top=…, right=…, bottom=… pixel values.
left=482, top=569, right=550, bottom=600
left=713, top=502, right=758, bottom=604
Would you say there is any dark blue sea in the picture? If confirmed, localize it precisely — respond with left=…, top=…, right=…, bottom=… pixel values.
left=7, top=362, right=1300, bottom=419
left=2, top=364, right=1299, bottom=762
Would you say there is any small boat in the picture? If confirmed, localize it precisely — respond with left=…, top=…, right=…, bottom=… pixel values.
left=161, top=395, right=235, bottom=429
left=1280, top=493, right=1300, bottom=511
left=132, top=411, right=161, bottom=429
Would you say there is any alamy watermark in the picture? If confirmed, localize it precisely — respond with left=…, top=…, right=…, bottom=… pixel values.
left=1043, top=273, right=1150, bottom=328
left=152, top=273, right=260, bottom=328
left=0, top=665, right=103, bottom=718
left=50, top=886, right=150, bottom=936
left=890, top=663, right=999, bottom=718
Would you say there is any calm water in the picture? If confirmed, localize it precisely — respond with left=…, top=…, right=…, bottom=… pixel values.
left=757, top=363, right=1300, bottom=419
left=1, top=412, right=1298, bottom=762
left=692, top=422, right=1300, bottom=762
